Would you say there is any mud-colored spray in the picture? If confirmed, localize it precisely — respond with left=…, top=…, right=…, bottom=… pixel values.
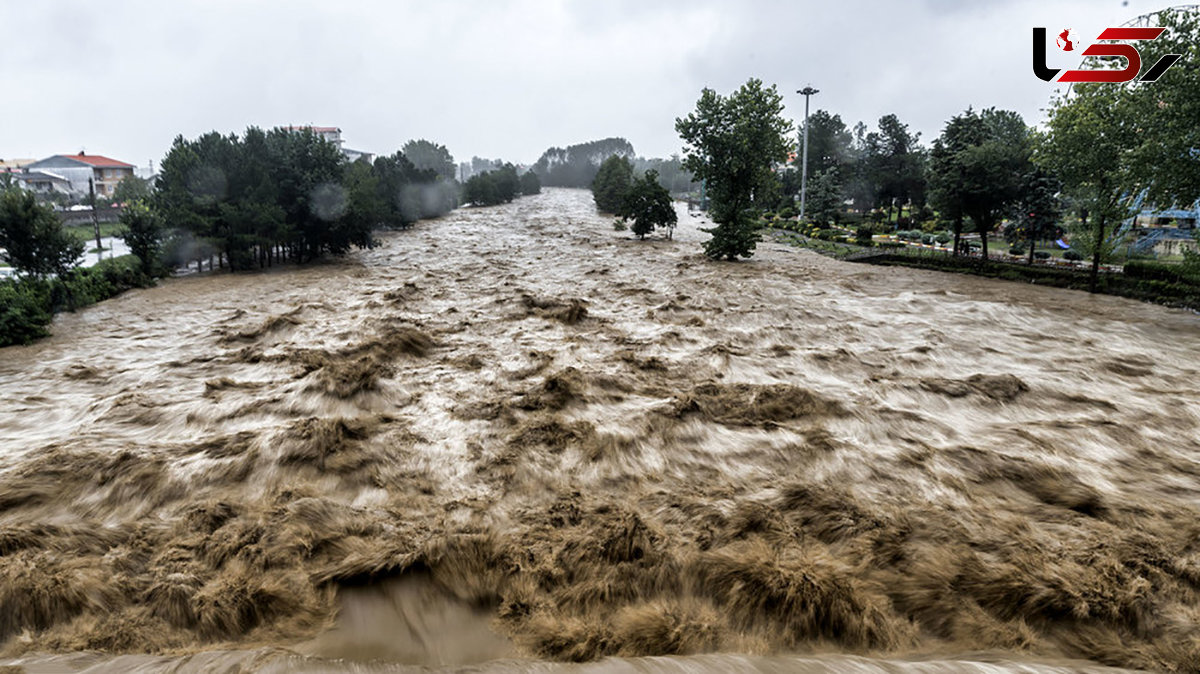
left=0, top=189, right=1198, bottom=673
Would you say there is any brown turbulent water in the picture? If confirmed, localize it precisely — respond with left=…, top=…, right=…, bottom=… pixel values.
left=0, top=188, right=1198, bottom=673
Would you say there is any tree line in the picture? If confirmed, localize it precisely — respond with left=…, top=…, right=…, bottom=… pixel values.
left=530, top=137, right=698, bottom=194
left=155, top=127, right=458, bottom=272
left=1, top=127, right=470, bottom=345
left=677, top=8, right=1199, bottom=284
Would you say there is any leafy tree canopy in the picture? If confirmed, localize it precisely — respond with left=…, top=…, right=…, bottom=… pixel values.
left=623, top=170, right=677, bottom=240
left=0, top=188, right=83, bottom=279
left=592, top=155, right=633, bottom=214
left=402, top=139, right=456, bottom=181
left=676, top=78, right=793, bottom=260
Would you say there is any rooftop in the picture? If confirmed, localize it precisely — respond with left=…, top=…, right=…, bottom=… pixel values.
left=64, top=152, right=135, bottom=168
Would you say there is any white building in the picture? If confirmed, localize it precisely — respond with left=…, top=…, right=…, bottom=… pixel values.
left=284, top=126, right=374, bottom=164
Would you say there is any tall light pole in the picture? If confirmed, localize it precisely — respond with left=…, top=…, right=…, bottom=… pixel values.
left=797, top=86, right=819, bottom=221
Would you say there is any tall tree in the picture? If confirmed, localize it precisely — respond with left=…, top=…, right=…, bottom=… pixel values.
left=1121, top=8, right=1200, bottom=205
left=796, top=110, right=853, bottom=178
left=1038, top=85, right=1136, bottom=291
left=676, top=78, right=793, bottom=260
left=805, top=168, right=843, bottom=226
left=865, top=114, right=926, bottom=222
left=1006, top=167, right=1063, bottom=265
left=928, top=108, right=1031, bottom=264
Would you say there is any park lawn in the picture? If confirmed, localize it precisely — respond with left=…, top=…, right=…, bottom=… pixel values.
left=66, top=222, right=124, bottom=242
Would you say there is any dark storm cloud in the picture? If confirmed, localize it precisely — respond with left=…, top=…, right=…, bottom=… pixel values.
left=0, top=0, right=1166, bottom=171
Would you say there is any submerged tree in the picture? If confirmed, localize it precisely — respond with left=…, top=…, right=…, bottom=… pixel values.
left=462, top=164, right=520, bottom=206
left=676, top=78, right=792, bottom=260
left=622, top=170, right=677, bottom=240
left=520, top=170, right=541, bottom=196
left=592, top=155, right=633, bottom=214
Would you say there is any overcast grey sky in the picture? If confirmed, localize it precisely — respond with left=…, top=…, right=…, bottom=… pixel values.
left=0, top=0, right=1174, bottom=170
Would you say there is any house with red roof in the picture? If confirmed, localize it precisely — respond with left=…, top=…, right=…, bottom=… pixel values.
left=23, top=152, right=136, bottom=198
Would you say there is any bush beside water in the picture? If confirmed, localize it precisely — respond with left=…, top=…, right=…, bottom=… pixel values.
left=0, top=256, right=154, bottom=347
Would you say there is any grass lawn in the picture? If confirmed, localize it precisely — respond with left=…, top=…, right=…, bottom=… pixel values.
left=65, top=222, right=124, bottom=242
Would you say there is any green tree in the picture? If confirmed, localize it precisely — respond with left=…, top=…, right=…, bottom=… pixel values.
left=119, top=201, right=163, bottom=275
left=1038, top=85, right=1136, bottom=291
left=592, top=155, right=633, bottom=214
left=0, top=188, right=84, bottom=279
left=462, top=173, right=498, bottom=206
left=1006, top=168, right=1063, bottom=265
left=520, top=170, right=541, bottom=196
left=804, top=168, right=843, bottom=226
left=402, top=139, right=456, bottom=181
left=865, top=114, right=926, bottom=222
left=622, top=170, right=677, bottom=239
left=928, top=108, right=1031, bottom=263
left=797, top=110, right=853, bottom=178
left=112, top=175, right=152, bottom=204
left=676, top=78, right=793, bottom=260
left=1116, top=8, right=1200, bottom=204
left=493, top=163, right=520, bottom=203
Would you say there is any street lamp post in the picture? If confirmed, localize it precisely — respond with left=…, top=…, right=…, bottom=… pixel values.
left=796, top=86, right=819, bottom=221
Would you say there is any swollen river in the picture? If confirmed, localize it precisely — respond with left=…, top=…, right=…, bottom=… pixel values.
left=0, top=188, right=1197, bottom=673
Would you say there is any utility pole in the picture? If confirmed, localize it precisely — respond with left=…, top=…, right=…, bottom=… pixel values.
left=797, top=86, right=819, bottom=221
left=89, top=177, right=102, bottom=258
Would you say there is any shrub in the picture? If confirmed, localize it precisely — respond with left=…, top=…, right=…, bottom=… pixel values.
left=855, top=227, right=873, bottom=245
left=935, top=233, right=951, bottom=245
left=1034, top=251, right=1051, bottom=260
left=1009, top=246, right=1026, bottom=256
left=0, top=279, right=53, bottom=346
left=921, top=234, right=934, bottom=245
left=1063, top=250, right=1083, bottom=261
left=1123, top=259, right=1200, bottom=285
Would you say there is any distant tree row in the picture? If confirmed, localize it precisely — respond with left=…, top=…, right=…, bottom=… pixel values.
left=530, top=137, right=698, bottom=194
left=533, top=137, right=634, bottom=188
left=462, top=164, right=541, bottom=206
left=155, top=127, right=457, bottom=271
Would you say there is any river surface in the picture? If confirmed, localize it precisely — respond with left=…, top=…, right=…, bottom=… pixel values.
left=0, top=188, right=1198, bottom=673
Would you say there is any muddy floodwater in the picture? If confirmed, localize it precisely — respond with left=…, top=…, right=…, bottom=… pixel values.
left=1, top=188, right=1198, bottom=673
